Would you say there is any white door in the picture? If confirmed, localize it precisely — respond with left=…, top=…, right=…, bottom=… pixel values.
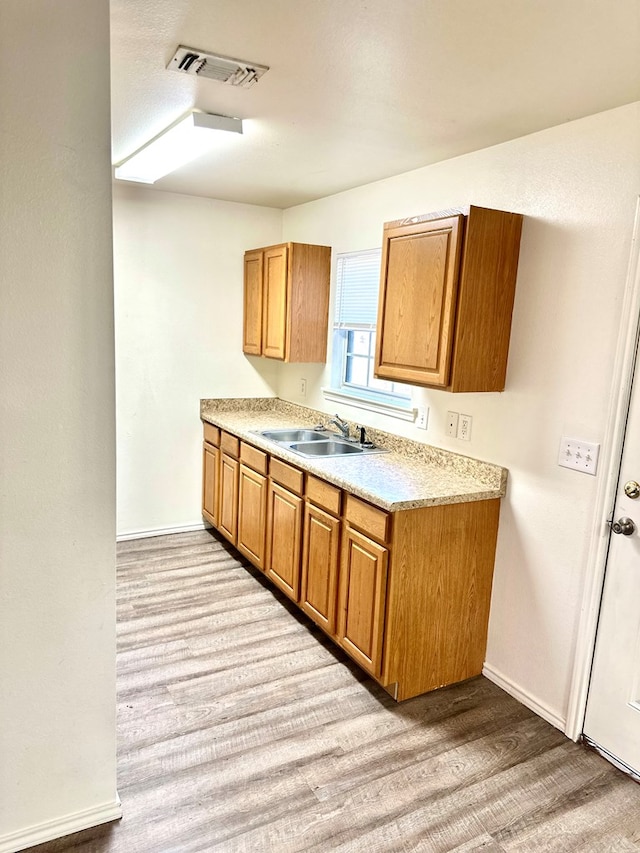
left=584, top=332, right=640, bottom=775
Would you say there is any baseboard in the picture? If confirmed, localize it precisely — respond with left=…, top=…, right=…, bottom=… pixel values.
left=483, top=662, right=566, bottom=732
left=117, top=521, right=210, bottom=542
left=0, top=797, right=122, bottom=853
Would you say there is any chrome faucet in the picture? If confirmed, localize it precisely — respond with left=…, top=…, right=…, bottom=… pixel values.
left=329, top=414, right=350, bottom=440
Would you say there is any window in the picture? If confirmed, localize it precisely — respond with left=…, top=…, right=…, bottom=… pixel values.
left=325, top=249, right=413, bottom=418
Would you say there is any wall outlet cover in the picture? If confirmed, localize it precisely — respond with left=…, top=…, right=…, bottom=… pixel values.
left=416, top=405, right=428, bottom=430
left=458, top=413, right=472, bottom=441
left=446, top=411, right=459, bottom=438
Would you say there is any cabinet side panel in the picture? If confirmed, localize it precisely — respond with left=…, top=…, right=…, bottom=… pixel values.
left=287, top=244, right=331, bottom=363
left=449, top=207, right=523, bottom=392
left=383, top=499, right=500, bottom=700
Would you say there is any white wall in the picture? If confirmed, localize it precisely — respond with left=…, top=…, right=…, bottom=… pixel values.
left=0, top=2, right=119, bottom=850
left=113, top=187, right=282, bottom=537
left=279, top=102, right=640, bottom=728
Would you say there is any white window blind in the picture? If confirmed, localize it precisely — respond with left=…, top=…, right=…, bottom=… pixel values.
left=333, top=249, right=381, bottom=330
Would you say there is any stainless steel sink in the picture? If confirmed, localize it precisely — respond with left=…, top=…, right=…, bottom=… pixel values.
left=253, top=427, right=389, bottom=458
left=260, top=429, right=329, bottom=442
left=289, top=440, right=364, bottom=457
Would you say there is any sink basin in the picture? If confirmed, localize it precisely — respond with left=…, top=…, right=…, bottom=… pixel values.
left=260, top=429, right=329, bottom=442
left=289, top=441, right=363, bottom=457
left=253, top=426, right=389, bottom=458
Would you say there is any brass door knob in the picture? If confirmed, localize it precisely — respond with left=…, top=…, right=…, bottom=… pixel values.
left=624, top=480, right=640, bottom=499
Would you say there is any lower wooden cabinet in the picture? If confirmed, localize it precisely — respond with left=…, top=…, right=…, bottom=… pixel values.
left=218, top=452, right=239, bottom=545
left=265, top=482, right=303, bottom=601
left=237, top=463, right=268, bottom=569
left=202, top=442, right=220, bottom=527
left=202, top=423, right=501, bottom=701
left=300, top=502, right=340, bottom=634
left=337, top=525, right=388, bottom=678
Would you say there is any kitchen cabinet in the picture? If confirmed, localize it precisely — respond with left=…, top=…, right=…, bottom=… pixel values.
left=300, top=476, right=342, bottom=634
left=375, top=205, right=523, bottom=392
left=201, top=423, right=220, bottom=527
left=337, top=496, right=390, bottom=677
left=218, top=432, right=240, bottom=545
left=300, top=503, right=341, bottom=634
left=243, top=242, right=331, bottom=363
left=237, top=442, right=269, bottom=569
left=265, top=459, right=305, bottom=602
left=201, top=421, right=501, bottom=701
left=337, top=526, right=388, bottom=678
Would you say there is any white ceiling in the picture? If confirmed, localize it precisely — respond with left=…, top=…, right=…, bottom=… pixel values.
left=110, top=0, right=640, bottom=209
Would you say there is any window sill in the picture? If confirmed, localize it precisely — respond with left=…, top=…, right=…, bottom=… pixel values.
left=322, top=387, right=417, bottom=422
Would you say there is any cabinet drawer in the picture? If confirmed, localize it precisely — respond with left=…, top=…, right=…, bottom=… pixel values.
left=344, top=494, right=390, bottom=544
left=203, top=422, right=220, bottom=447
left=240, top=441, right=268, bottom=475
left=306, top=475, right=341, bottom=516
left=220, top=431, right=239, bottom=458
left=270, top=457, right=304, bottom=495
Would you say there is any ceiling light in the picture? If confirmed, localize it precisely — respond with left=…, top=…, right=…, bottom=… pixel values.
left=114, top=110, right=243, bottom=184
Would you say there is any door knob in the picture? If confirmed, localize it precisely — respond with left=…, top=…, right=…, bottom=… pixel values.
left=624, top=480, right=640, bottom=499
left=610, top=517, right=637, bottom=536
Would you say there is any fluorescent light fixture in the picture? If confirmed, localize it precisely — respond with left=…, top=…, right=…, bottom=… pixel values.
left=114, top=110, right=243, bottom=184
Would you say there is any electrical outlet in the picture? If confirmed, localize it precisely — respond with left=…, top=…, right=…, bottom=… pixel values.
left=558, top=437, right=600, bottom=475
left=446, top=411, right=459, bottom=438
left=457, top=413, right=472, bottom=441
left=299, top=378, right=307, bottom=397
left=416, top=405, right=428, bottom=430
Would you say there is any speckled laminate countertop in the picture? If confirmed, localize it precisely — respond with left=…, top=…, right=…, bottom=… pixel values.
left=200, top=397, right=507, bottom=512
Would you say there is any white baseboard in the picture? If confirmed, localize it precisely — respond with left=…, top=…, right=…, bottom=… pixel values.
left=0, top=797, right=122, bottom=853
left=117, top=521, right=210, bottom=542
left=483, top=662, right=566, bottom=733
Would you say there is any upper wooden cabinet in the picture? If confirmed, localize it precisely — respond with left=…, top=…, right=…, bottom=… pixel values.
left=374, top=206, right=523, bottom=392
left=243, top=242, right=331, bottom=363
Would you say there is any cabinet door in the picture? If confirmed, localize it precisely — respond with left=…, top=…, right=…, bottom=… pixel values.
left=265, top=482, right=303, bottom=602
left=218, top=453, right=239, bottom=545
left=243, top=250, right=263, bottom=355
left=375, top=215, right=462, bottom=387
left=337, top=526, right=388, bottom=677
left=262, top=244, right=289, bottom=360
left=237, top=463, right=268, bottom=569
left=300, top=503, right=340, bottom=634
left=202, top=442, right=220, bottom=527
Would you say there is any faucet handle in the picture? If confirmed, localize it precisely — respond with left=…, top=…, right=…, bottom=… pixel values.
left=356, top=424, right=375, bottom=448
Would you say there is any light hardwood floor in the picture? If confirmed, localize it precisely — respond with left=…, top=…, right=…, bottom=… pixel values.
left=31, top=529, right=640, bottom=853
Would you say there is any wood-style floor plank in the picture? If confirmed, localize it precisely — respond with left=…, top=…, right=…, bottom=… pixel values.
left=28, top=529, right=640, bottom=853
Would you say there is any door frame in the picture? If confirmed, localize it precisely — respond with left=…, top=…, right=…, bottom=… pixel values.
left=566, top=196, right=640, bottom=740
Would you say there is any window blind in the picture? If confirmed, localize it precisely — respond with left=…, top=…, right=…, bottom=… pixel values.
left=333, top=248, right=382, bottom=330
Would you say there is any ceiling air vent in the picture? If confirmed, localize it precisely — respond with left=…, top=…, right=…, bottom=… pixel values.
left=168, top=45, right=269, bottom=89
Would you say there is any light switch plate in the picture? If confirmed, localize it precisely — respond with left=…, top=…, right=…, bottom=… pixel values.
left=558, top=437, right=600, bottom=475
